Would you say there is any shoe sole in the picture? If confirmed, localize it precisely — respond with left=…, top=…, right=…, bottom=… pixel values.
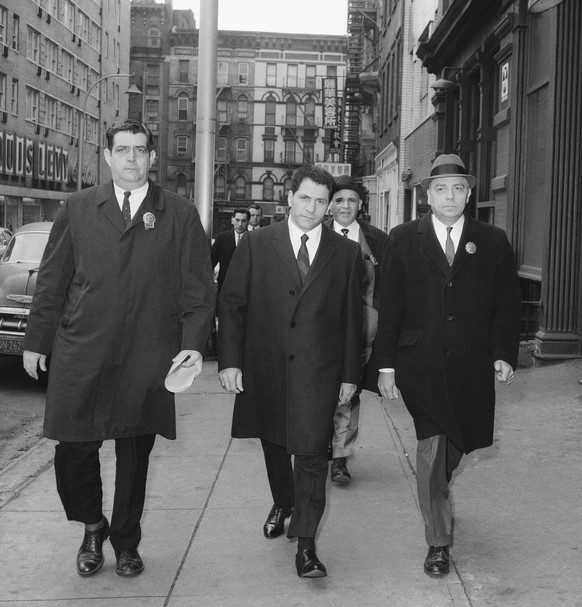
left=331, top=475, right=351, bottom=484
left=298, top=569, right=327, bottom=578
left=77, top=559, right=104, bottom=577
left=424, top=567, right=449, bottom=577
left=116, top=566, right=144, bottom=577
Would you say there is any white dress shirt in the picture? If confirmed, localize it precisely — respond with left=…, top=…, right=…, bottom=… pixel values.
left=332, top=220, right=361, bottom=242
left=431, top=214, right=465, bottom=255
left=288, top=217, right=322, bottom=264
left=113, top=182, right=149, bottom=220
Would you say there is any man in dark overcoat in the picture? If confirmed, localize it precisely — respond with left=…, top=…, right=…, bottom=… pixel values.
left=326, top=174, right=388, bottom=484
left=217, top=165, right=363, bottom=578
left=23, top=120, right=215, bottom=578
left=374, top=154, right=521, bottom=577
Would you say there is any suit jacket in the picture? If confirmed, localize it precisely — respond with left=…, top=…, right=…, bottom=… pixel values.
left=218, top=220, right=363, bottom=455
left=24, top=181, right=215, bottom=442
left=373, top=212, right=521, bottom=453
left=211, top=229, right=241, bottom=292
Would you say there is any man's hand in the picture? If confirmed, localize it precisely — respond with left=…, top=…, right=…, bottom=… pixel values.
left=218, top=367, right=243, bottom=393
left=494, top=360, right=515, bottom=385
left=23, top=351, right=47, bottom=380
left=338, top=382, right=357, bottom=405
left=378, top=370, right=400, bottom=400
left=174, top=350, right=203, bottom=379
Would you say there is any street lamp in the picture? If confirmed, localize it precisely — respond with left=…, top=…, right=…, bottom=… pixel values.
left=76, top=74, right=142, bottom=191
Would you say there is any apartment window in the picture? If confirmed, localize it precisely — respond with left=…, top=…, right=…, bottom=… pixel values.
left=0, top=73, right=6, bottom=111
left=176, top=173, right=187, bottom=197
left=178, top=93, right=188, bottom=120
left=63, top=51, right=74, bottom=83
left=46, top=96, right=58, bottom=128
left=264, top=138, right=274, bottom=162
left=286, top=97, right=296, bottom=126
left=26, top=87, right=39, bottom=122
left=236, top=138, right=248, bottom=161
left=0, top=7, right=6, bottom=46
left=305, top=65, right=316, bottom=89
left=148, top=26, right=160, bottom=48
left=303, top=141, right=314, bottom=164
left=327, top=65, right=337, bottom=78
left=304, top=97, right=315, bottom=126
left=176, top=136, right=188, bottom=158
left=287, top=64, right=298, bottom=88
left=178, top=60, right=189, bottom=83
left=47, top=40, right=58, bottom=73
left=62, top=104, right=73, bottom=135
left=235, top=176, right=246, bottom=199
left=11, top=14, right=19, bottom=51
left=146, top=63, right=160, bottom=83
left=146, top=99, right=159, bottom=122
left=263, top=176, right=274, bottom=201
left=10, top=78, right=17, bottom=114
left=266, top=63, right=277, bottom=87
left=27, top=28, right=41, bottom=64
left=265, top=95, right=276, bottom=126
left=215, top=175, right=225, bottom=196
left=285, top=140, right=296, bottom=163
left=237, top=95, right=248, bottom=123
left=217, top=99, right=228, bottom=124
left=215, top=137, right=227, bottom=162
left=283, top=177, right=292, bottom=198
left=238, top=62, right=249, bottom=85
left=217, top=61, right=228, bottom=85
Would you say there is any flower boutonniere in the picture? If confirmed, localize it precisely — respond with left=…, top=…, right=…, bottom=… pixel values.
left=143, top=212, right=156, bottom=230
left=365, top=253, right=378, bottom=266
left=465, top=242, right=477, bottom=254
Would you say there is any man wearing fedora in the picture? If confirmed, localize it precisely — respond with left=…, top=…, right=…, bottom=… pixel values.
left=326, top=175, right=388, bottom=484
left=373, top=154, right=521, bottom=576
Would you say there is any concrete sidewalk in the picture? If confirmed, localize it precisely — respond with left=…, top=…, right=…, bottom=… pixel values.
left=0, top=359, right=581, bottom=606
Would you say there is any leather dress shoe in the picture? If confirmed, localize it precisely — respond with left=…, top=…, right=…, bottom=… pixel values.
left=263, top=505, right=292, bottom=539
left=424, top=545, right=450, bottom=577
left=76, top=517, right=110, bottom=577
left=330, top=457, right=351, bottom=484
left=296, top=547, right=327, bottom=578
left=115, top=548, right=144, bottom=577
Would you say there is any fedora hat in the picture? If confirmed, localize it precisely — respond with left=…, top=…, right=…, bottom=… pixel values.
left=330, top=175, right=367, bottom=202
left=421, top=154, right=476, bottom=190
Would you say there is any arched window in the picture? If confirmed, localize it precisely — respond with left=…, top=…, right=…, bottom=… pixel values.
left=263, top=176, right=274, bottom=201
left=283, top=177, right=292, bottom=199
left=237, top=95, right=248, bottom=123
left=176, top=173, right=187, bottom=197
left=304, top=97, right=316, bottom=126
left=265, top=95, right=276, bottom=126
left=178, top=93, right=188, bottom=121
left=286, top=97, right=297, bottom=126
left=235, top=176, right=246, bottom=199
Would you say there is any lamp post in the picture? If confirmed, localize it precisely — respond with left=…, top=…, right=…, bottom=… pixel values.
left=76, top=73, right=142, bottom=191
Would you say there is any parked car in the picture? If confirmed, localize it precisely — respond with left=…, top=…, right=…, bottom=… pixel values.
left=0, top=228, right=12, bottom=256
left=0, top=222, right=53, bottom=355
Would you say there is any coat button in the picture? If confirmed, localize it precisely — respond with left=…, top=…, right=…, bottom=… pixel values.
left=446, top=314, right=454, bottom=321
left=447, top=281, right=454, bottom=288
left=289, top=354, right=295, bottom=361
left=289, top=290, right=295, bottom=296
left=290, top=321, right=296, bottom=328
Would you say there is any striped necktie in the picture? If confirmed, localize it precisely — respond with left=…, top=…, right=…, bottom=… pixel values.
left=297, top=233, right=310, bottom=284
left=445, top=226, right=455, bottom=265
left=122, top=191, right=131, bottom=226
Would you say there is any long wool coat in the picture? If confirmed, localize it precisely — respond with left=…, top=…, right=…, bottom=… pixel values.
left=23, top=181, right=215, bottom=442
left=373, top=212, right=521, bottom=454
left=217, top=220, right=363, bottom=456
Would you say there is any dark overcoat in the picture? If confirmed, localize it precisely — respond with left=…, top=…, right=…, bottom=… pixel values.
left=217, top=220, right=363, bottom=456
left=210, top=229, right=237, bottom=292
left=373, top=212, right=521, bottom=453
left=23, top=181, right=215, bottom=442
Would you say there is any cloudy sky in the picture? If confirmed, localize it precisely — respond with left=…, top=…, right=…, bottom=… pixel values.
left=172, top=0, right=348, bottom=36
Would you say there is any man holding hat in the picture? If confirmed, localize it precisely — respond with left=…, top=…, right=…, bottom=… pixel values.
left=373, top=154, right=521, bottom=576
left=327, top=175, right=388, bottom=483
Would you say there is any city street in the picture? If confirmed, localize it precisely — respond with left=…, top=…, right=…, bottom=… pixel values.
left=0, top=359, right=581, bottom=605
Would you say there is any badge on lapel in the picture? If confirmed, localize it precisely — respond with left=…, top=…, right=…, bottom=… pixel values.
left=143, top=212, right=156, bottom=230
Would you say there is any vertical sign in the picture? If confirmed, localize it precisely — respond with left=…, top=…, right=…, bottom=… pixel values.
left=322, top=78, right=338, bottom=129
left=500, top=61, right=509, bottom=103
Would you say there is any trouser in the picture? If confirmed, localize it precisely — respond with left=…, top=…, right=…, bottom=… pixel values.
left=416, top=434, right=463, bottom=547
left=261, top=439, right=328, bottom=539
left=54, top=434, right=156, bottom=551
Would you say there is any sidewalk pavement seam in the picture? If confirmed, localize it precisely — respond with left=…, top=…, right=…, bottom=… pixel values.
left=162, top=435, right=234, bottom=607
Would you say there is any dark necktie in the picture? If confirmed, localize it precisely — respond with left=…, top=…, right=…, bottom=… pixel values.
left=445, top=226, right=455, bottom=265
left=341, top=228, right=349, bottom=237
left=122, top=191, right=131, bottom=226
left=297, top=233, right=310, bottom=284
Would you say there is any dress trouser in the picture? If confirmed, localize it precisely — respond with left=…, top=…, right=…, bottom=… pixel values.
left=261, top=439, right=328, bottom=539
left=416, top=434, right=463, bottom=547
left=54, top=434, right=156, bottom=551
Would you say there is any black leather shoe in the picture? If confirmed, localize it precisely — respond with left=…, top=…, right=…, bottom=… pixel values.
left=424, top=545, right=450, bottom=577
left=76, top=517, right=110, bottom=577
left=296, top=548, right=327, bottom=578
left=330, top=457, right=351, bottom=484
left=263, top=505, right=292, bottom=539
left=115, top=548, right=144, bottom=577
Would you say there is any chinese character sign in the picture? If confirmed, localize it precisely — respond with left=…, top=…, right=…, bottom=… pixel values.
left=322, top=78, right=338, bottom=129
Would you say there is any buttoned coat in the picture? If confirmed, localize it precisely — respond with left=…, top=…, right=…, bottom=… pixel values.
left=218, top=220, right=363, bottom=456
left=23, top=181, right=215, bottom=442
left=373, top=212, right=521, bottom=453
left=210, top=229, right=238, bottom=293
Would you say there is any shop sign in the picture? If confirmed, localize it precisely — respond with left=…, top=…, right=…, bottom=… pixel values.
left=315, top=162, right=351, bottom=176
left=322, top=78, right=338, bottom=129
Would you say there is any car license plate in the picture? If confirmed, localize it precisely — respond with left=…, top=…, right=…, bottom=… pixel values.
left=0, top=338, right=24, bottom=355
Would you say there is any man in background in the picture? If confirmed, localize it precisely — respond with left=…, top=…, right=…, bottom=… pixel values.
left=211, top=208, right=250, bottom=294
left=247, top=203, right=263, bottom=230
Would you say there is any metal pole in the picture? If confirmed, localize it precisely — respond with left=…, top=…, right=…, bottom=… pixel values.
left=194, top=0, right=219, bottom=236
left=76, top=73, right=133, bottom=192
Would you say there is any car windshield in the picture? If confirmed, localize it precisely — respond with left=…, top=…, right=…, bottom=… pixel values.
left=2, top=232, right=49, bottom=263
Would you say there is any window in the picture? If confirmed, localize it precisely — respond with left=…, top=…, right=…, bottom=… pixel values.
left=237, top=95, right=248, bottom=123
left=27, top=28, right=41, bottom=64
left=216, top=137, right=227, bottom=162
left=10, top=78, right=17, bottom=115
left=178, top=60, right=189, bottom=83
left=215, top=175, right=226, bottom=196
left=286, top=97, right=296, bottom=126
left=178, top=93, right=188, bottom=120
left=235, top=176, right=246, bottom=199
left=146, top=63, right=160, bottom=83
left=285, top=140, right=296, bottom=163
left=263, top=176, right=274, bottom=201
left=264, top=138, right=274, bottom=163
left=327, top=65, right=337, bottom=78
left=303, top=141, right=314, bottom=164
left=305, top=65, right=316, bottom=89
left=146, top=99, right=159, bottom=122
left=238, top=62, right=249, bottom=85
left=176, top=173, right=187, bottom=197
left=265, top=95, right=276, bottom=126
left=287, top=64, right=298, bottom=88
left=283, top=177, right=292, bottom=198
left=12, top=14, right=19, bottom=51
left=148, top=26, right=160, bottom=48
left=0, top=7, right=6, bottom=46
left=26, top=87, right=39, bottom=122
left=217, top=99, right=228, bottom=124
left=217, top=61, right=228, bottom=85
left=266, top=63, right=277, bottom=87
left=236, top=138, right=248, bottom=161
left=176, top=136, right=188, bottom=158
left=63, top=51, right=74, bottom=83
left=0, top=74, right=6, bottom=111
left=304, top=97, right=316, bottom=126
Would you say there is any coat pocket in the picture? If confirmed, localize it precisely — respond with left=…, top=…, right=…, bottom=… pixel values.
left=397, top=333, right=419, bottom=348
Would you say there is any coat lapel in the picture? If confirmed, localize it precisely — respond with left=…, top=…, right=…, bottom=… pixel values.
left=271, top=220, right=302, bottom=287
left=449, top=214, right=478, bottom=277
left=301, top=223, right=336, bottom=292
left=417, top=212, right=451, bottom=276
